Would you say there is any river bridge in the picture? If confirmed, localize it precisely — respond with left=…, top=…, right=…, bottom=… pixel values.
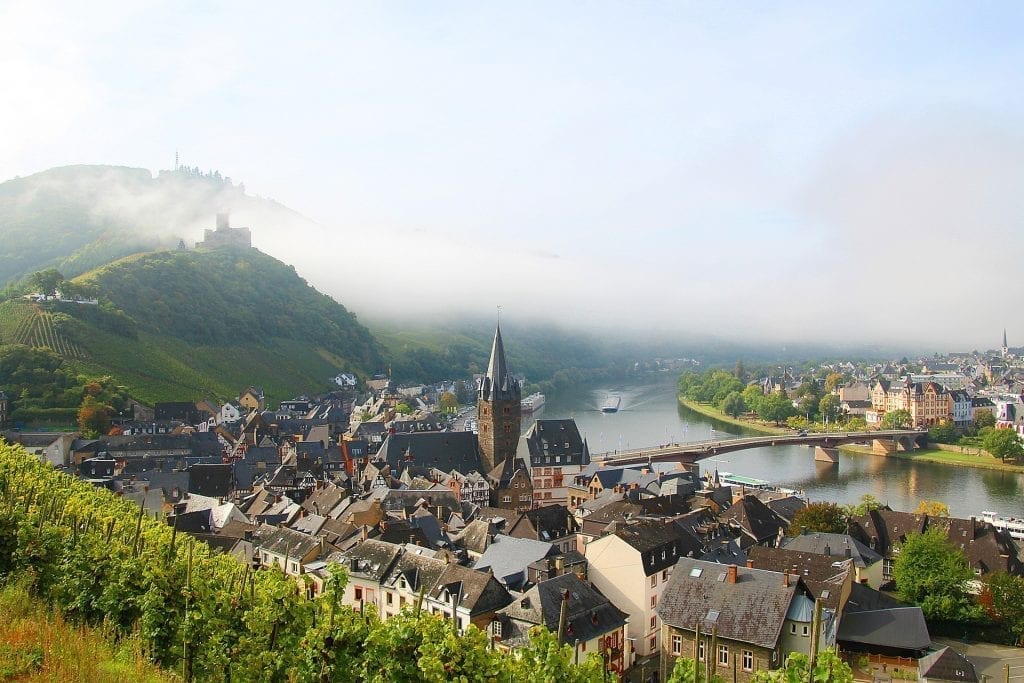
left=592, top=429, right=926, bottom=466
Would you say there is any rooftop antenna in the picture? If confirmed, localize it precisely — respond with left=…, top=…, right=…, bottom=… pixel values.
left=175, top=150, right=179, bottom=171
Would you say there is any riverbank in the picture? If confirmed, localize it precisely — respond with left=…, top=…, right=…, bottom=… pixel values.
left=838, top=443, right=1024, bottom=474
left=677, top=397, right=789, bottom=435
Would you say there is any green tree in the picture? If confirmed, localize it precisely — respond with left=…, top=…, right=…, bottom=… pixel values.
left=734, top=360, right=747, bottom=383
left=845, top=417, right=868, bottom=431
left=789, top=502, right=847, bottom=536
left=893, top=528, right=981, bottom=622
left=786, top=415, right=810, bottom=431
left=742, top=385, right=764, bottom=415
left=880, top=409, right=913, bottom=429
left=818, top=394, right=843, bottom=424
left=758, top=393, right=796, bottom=425
left=845, top=494, right=883, bottom=518
left=454, top=380, right=469, bottom=404
left=982, top=427, right=1024, bottom=462
left=394, top=402, right=414, bottom=415
left=28, top=268, right=65, bottom=297
left=438, top=391, right=458, bottom=414
left=983, top=572, right=1024, bottom=645
left=720, top=391, right=746, bottom=418
left=751, top=650, right=853, bottom=683
left=928, top=421, right=960, bottom=444
left=975, top=411, right=997, bottom=430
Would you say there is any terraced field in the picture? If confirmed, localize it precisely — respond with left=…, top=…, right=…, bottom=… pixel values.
left=0, top=301, right=84, bottom=358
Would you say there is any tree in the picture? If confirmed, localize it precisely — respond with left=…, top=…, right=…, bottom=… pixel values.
left=824, top=372, right=847, bottom=393
left=394, top=402, right=414, bottom=415
left=818, top=394, right=843, bottom=424
left=720, top=391, right=746, bottom=418
left=758, top=393, right=796, bottom=425
left=893, top=528, right=981, bottom=622
left=928, top=421, right=960, bottom=444
left=742, top=385, right=764, bottom=415
left=845, top=494, right=883, bottom=518
left=438, top=391, right=458, bottom=414
left=982, top=427, right=1024, bottom=462
left=506, top=627, right=604, bottom=682
left=28, top=268, right=65, bottom=297
left=786, top=416, right=810, bottom=431
left=914, top=500, right=949, bottom=517
left=789, top=502, right=847, bottom=536
left=454, top=381, right=469, bottom=404
left=734, top=360, right=747, bottom=383
left=798, top=393, right=820, bottom=421
left=975, top=411, right=997, bottom=430
left=845, top=417, right=868, bottom=431
left=880, top=409, right=913, bottom=429
left=752, top=650, right=853, bottom=683
left=77, top=396, right=112, bottom=438
left=982, top=572, right=1024, bottom=645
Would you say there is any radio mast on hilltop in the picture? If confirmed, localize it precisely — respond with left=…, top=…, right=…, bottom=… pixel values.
left=174, top=150, right=179, bottom=171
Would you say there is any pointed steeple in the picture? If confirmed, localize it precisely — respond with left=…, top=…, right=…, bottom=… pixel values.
left=479, top=325, right=520, bottom=401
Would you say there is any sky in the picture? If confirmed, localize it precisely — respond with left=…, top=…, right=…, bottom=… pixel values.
left=2, top=2, right=1022, bottom=351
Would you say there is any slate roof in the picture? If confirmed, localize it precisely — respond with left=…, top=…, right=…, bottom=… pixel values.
left=918, top=647, right=978, bottom=683
left=339, top=539, right=403, bottom=582
left=721, top=494, right=788, bottom=545
left=383, top=549, right=449, bottom=593
left=782, top=532, right=883, bottom=568
left=377, top=432, right=484, bottom=476
left=848, top=508, right=927, bottom=556
left=252, top=523, right=323, bottom=559
left=478, top=325, right=521, bottom=402
left=613, top=519, right=697, bottom=576
left=508, top=504, right=579, bottom=543
left=430, top=563, right=512, bottom=616
left=474, top=535, right=558, bottom=589
left=302, top=483, right=348, bottom=517
left=496, top=573, right=627, bottom=647
left=836, top=607, right=931, bottom=652
left=290, top=513, right=327, bottom=536
left=189, top=463, right=233, bottom=497
left=746, top=546, right=852, bottom=611
left=522, top=419, right=590, bottom=468
left=656, top=558, right=798, bottom=650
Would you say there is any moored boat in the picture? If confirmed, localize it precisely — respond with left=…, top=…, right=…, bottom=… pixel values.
left=521, top=392, right=545, bottom=414
left=601, top=395, right=621, bottom=413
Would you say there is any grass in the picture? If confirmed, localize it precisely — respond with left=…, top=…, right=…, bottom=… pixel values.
left=0, top=576, right=174, bottom=683
left=839, top=443, right=1024, bottom=473
left=677, top=396, right=790, bottom=435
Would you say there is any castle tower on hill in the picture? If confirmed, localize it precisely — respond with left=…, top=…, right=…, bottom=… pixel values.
left=477, top=325, right=522, bottom=475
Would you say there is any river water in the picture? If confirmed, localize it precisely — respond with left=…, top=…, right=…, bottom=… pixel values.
left=523, top=377, right=1024, bottom=519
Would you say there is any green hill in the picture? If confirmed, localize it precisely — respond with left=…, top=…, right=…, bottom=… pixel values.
left=0, top=247, right=383, bottom=407
left=0, top=164, right=308, bottom=288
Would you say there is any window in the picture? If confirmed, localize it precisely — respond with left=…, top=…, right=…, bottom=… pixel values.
left=662, top=569, right=669, bottom=581
left=354, top=587, right=363, bottom=601
left=650, top=636, right=657, bottom=651
left=386, top=592, right=393, bottom=605
left=790, top=623, right=796, bottom=634
left=503, top=495, right=512, bottom=503
left=521, top=494, right=531, bottom=501
left=698, top=641, right=705, bottom=661
left=671, top=634, right=682, bottom=656
left=650, top=575, right=657, bottom=588
left=802, top=625, right=809, bottom=637
left=650, top=594, right=657, bottom=608
left=650, top=615, right=657, bottom=630
left=742, top=650, right=753, bottom=672
left=718, top=645, right=729, bottom=666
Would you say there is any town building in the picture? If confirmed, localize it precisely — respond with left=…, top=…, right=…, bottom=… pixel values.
left=477, top=325, right=521, bottom=475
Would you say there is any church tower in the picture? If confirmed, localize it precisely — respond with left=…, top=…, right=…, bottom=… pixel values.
left=477, top=325, right=521, bottom=474
left=1003, top=329, right=1009, bottom=358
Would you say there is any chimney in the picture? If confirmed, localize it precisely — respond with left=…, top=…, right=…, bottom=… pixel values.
left=746, top=559, right=754, bottom=568
left=783, top=572, right=790, bottom=588
left=727, top=564, right=737, bottom=584
left=360, top=525, right=368, bottom=541
left=824, top=545, right=831, bottom=556
left=555, top=556, right=564, bottom=574
left=844, top=547, right=851, bottom=559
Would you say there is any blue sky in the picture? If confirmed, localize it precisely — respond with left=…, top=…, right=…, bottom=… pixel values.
left=2, top=2, right=1022, bottom=348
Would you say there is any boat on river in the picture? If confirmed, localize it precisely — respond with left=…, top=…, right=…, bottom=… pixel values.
left=981, top=511, right=1024, bottom=541
left=601, top=395, right=621, bottom=413
left=521, top=392, right=545, bottom=414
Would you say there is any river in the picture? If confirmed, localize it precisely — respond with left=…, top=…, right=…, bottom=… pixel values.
left=523, top=377, right=1024, bottom=519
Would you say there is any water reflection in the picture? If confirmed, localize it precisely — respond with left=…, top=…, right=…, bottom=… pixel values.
left=534, top=378, right=1024, bottom=518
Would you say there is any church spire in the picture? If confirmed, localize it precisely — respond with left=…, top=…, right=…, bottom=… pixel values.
left=479, top=325, right=520, bottom=401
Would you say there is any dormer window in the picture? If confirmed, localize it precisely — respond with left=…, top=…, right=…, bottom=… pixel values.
left=492, top=620, right=503, bottom=638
